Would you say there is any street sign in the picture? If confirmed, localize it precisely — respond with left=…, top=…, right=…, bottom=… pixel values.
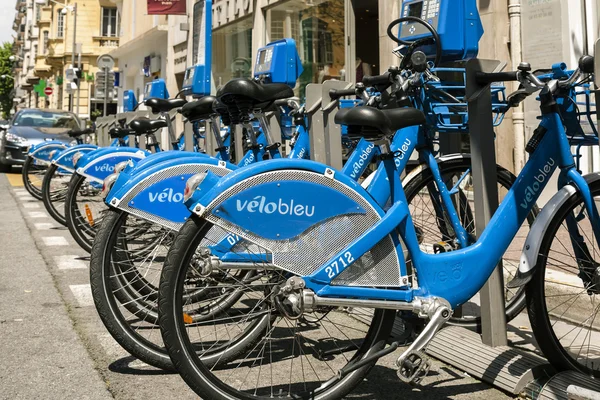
left=44, top=87, right=53, bottom=96
left=65, top=82, right=77, bottom=94
left=97, top=54, right=115, bottom=70
left=65, top=68, right=79, bottom=81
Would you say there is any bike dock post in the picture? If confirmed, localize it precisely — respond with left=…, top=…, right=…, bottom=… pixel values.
left=425, top=58, right=556, bottom=396
left=320, top=80, right=350, bottom=170
left=306, top=83, right=324, bottom=163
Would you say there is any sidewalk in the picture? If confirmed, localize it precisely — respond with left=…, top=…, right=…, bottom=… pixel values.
left=0, top=174, right=113, bottom=400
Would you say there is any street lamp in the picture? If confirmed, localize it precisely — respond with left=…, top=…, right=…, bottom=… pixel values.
left=0, top=75, right=15, bottom=80
left=8, top=56, right=22, bottom=62
left=35, top=0, right=78, bottom=114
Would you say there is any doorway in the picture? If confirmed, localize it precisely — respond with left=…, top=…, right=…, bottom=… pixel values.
left=353, top=0, right=380, bottom=78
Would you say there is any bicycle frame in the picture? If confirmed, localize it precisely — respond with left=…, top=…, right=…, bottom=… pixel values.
left=303, top=109, right=600, bottom=309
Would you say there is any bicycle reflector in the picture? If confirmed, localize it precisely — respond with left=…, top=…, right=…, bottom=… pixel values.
left=114, top=160, right=131, bottom=174
left=72, top=151, right=84, bottom=166
left=101, top=173, right=119, bottom=199
left=184, top=172, right=208, bottom=203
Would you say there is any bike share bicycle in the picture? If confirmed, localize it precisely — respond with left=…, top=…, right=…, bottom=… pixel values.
left=157, top=15, right=600, bottom=400
left=63, top=82, right=193, bottom=251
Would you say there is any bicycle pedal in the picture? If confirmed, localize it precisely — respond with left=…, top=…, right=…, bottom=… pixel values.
left=397, top=350, right=431, bottom=385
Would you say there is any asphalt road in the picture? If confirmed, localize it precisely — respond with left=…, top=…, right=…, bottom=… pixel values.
left=0, top=170, right=515, bottom=400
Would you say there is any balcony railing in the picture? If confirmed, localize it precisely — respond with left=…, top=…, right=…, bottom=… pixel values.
left=93, top=36, right=120, bottom=48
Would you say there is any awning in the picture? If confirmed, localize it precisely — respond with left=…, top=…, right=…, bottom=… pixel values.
left=108, top=25, right=168, bottom=60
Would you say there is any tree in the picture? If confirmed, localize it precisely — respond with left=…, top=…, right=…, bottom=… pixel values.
left=0, top=42, right=14, bottom=120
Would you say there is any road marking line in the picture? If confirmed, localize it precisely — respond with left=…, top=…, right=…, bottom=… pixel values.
left=6, top=173, right=24, bottom=187
left=34, top=223, right=55, bottom=230
left=28, top=211, right=48, bottom=218
left=54, top=255, right=87, bottom=270
left=13, top=188, right=26, bottom=193
left=23, top=203, right=40, bottom=209
left=42, top=236, right=69, bottom=246
left=15, top=191, right=31, bottom=196
left=69, top=284, right=94, bottom=307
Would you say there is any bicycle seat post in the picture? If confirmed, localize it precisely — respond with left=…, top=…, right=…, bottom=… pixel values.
left=209, top=116, right=225, bottom=149
left=161, top=110, right=178, bottom=149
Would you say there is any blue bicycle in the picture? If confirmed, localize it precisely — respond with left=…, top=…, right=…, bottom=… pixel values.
left=157, top=50, right=600, bottom=398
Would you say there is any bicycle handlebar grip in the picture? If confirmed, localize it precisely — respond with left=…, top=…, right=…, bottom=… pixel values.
left=579, top=55, right=595, bottom=74
left=475, top=71, right=519, bottom=85
left=362, top=72, right=391, bottom=86
left=329, top=88, right=357, bottom=100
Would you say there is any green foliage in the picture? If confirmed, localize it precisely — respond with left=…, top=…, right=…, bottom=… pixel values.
left=90, top=108, right=102, bottom=121
left=0, top=42, right=14, bottom=119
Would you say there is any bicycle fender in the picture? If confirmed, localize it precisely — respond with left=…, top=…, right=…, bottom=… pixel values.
left=189, top=159, right=406, bottom=285
left=76, top=147, right=148, bottom=184
left=191, top=159, right=383, bottom=240
left=28, top=141, right=69, bottom=162
left=50, top=144, right=98, bottom=173
left=109, top=157, right=234, bottom=230
left=511, top=173, right=600, bottom=288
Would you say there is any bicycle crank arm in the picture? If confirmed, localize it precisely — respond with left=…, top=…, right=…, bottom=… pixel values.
left=337, top=341, right=400, bottom=379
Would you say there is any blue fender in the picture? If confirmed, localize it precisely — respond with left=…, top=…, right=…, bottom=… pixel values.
left=28, top=141, right=69, bottom=163
left=76, top=147, right=149, bottom=184
left=120, top=150, right=209, bottom=176
left=108, top=156, right=235, bottom=230
left=190, top=159, right=385, bottom=241
left=51, top=144, right=98, bottom=172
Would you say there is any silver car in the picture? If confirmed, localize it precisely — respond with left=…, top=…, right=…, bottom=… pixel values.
left=0, top=109, right=81, bottom=172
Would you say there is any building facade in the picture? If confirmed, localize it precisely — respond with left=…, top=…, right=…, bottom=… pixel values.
left=11, top=0, right=120, bottom=121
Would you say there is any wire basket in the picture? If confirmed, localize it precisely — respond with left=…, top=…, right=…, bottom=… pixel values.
left=422, top=67, right=508, bottom=134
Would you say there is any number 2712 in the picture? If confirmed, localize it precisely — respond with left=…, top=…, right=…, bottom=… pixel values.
left=325, top=252, right=355, bottom=279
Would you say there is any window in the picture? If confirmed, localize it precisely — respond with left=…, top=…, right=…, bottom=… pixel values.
left=101, top=8, right=119, bottom=37
left=267, top=0, right=345, bottom=97
left=211, top=17, right=253, bottom=88
left=36, top=5, right=41, bottom=21
left=57, top=10, right=64, bottom=38
left=43, top=31, right=49, bottom=53
left=33, top=45, right=37, bottom=60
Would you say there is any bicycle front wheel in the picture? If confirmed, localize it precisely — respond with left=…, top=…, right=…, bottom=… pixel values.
left=526, top=178, right=600, bottom=378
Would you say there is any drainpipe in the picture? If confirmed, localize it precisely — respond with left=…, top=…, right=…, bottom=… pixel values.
left=509, top=0, right=525, bottom=173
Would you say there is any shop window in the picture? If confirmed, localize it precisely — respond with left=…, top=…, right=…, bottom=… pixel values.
left=101, top=8, right=119, bottom=37
left=56, top=10, right=64, bottom=38
left=267, top=0, right=345, bottom=96
left=211, top=17, right=253, bottom=88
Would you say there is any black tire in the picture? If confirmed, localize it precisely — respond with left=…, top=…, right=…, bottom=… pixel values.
left=91, top=209, right=174, bottom=370
left=41, top=164, right=69, bottom=226
left=159, top=215, right=397, bottom=400
left=22, top=156, right=46, bottom=200
left=526, top=179, right=600, bottom=378
left=65, top=173, right=106, bottom=252
left=403, top=155, right=536, bottom=327
left=91, top=210, right=275, bottom=371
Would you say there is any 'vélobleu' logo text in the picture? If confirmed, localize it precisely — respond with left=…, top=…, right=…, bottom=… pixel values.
left=94, top=163, right=115, bottom=172
left=350, top=143, right=375, bottom=179
left=236, top=196, right=315, bottom=217
left=520, top=158, right=555, bottom=209
left=148, top=188, right=184, bottom=203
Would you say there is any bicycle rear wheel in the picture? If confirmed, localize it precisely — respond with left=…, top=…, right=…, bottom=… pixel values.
left=403, top=155, right=537, bottom=327
left=526, top=179, right=600, bottom=378
left=65, top=173, right=107, bottom=252
left=159, top=215, right=396, bottom=400
left=41, top=164, right=70, bottom=226
left=22, top=156, right=46, bottom=200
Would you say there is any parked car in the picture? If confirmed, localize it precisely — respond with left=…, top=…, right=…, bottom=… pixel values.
left=0, top=109, right=81, bottom=172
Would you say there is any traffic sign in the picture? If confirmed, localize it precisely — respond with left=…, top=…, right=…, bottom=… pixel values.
left=97, top=54, right=115, bottom=70
left=44, top=87, right=53, bottom=96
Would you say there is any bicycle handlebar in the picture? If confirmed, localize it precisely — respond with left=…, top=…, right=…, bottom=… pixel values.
left=475, top=71, right=519, bottom=85
left=362, top=72, right=391, bottom=86
left=329, top=88, right=357, bottom=100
